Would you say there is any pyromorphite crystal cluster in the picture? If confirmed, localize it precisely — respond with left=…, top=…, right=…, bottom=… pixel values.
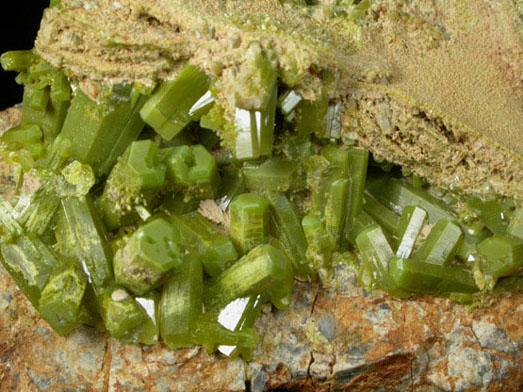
left=0, top=26, right=521, bottom=356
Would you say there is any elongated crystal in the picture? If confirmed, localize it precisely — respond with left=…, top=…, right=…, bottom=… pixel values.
left=414, top=219, right=463, bottom=265
left=394, top=206, right=427, bottom=258
left=61, top=87, right=146, bottom=176
left=234, top=85, right=277, bottom=160
left=168, top=212, right=238, bottom=277
left=1, top=235, right=56, bottom=306
left=217, top=294, right=264, bottom=359
left=21, top=67, right=71, bottom=142
left=0, top=50, right=35, bottom=72
left=264, top=192, right=316, bottom=280
left=345, top=148, right=369, bottom=243
left=302, top=214, right=335, bottom=272
left=36, top=134, right=71, bottom=172
left=14, top=183, right=60, bottom=236
left=466, top=195, right=513, bottom=235
left=323, top=102, right=342, bottom=140
left=217, top=168, right=246, bottom=211
left=140, top=64, right=211, bottom=140
left=243, top=158, right=299, bottom=193
left=477, top=235, right=523, bottom=280
left=1, top=124, right=42, bottom=147
left=278, top=90, right=302, bottom=117
left=355, top=226, right=409, bottom=298
left=230, top=193, right=270, bottom=255
left=58, top=196, right=114, bottom=290
left=159, top=254, right=203, bottom=349
left=204, top=244, right=294, bottom=313
left=366, top=175, right=458, bottom=225
left=234, top=44, right=277, bottom=112
left=38, top=257, right=88, bottom=335
left=194, top=315, right=258, bottom=350
left=363, top=193, right=400, bottom=235
left=131, top=293, right=160, bottom=345
left=0, top=196, right=24, bottom=242
left=30, top=87, right=49, bottom=112
left=507, top=206, right=523, bottom=240
left=323, top=178, right=350, bottom=245
left=294, top=98, right=328, bottom=136
left=100, top=145, right=158, bottom=230
left=388, top=257, right=477, bottom=295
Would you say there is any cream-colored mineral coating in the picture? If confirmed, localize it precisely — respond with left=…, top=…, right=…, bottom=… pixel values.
left=35, top=0, right=522, bottom=199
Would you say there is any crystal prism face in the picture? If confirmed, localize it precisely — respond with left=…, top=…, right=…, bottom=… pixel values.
left=217, top=297, right=251, bottom=356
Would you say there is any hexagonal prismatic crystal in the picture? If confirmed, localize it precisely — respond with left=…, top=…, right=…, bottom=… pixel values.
left=114, top=218, right=184, bottom=295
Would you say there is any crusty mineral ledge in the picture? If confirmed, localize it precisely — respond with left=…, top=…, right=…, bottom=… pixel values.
left=1, top=262, right=522, bottom=392
left=35, top=0, right=523, bottom=200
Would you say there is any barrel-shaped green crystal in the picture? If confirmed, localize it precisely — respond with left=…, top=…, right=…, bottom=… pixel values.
left=477, top=235, right=523, bottom=280
left=38, top=258, right=88, bottom=335
left=265, top=192, right=316, bottom=281
left=159, top=254, right=203, bottom=349
left=243, top=158, right=299, bottom=193
left=388, top=257, right=477, bottom=295
left=230, top=193, right=270, bottom=255
left=126, top=140, right=167, bottom=189
left=140, top=64, right=211, bottom=140
left=345, top=148, right=369, bottom=243
left=507, top=206, right=523, bottom=240
left=114, top=218, right=184, bottom=295
left=58, top=196, right=114, bottom=290
left=355, top=226, right=409, bottom=298
left=414, top=219, right=463, bottom=265
left=168, top=212, right=238, bottom=277
left=60, top=87, right=146, bottom=176
left=98, top=285, right=146, bottom=340
left=1, top=235, right=56, bottom=307
left=204, top=244, right=294, bottom=313
left=165, top=144, right=220, bottom=198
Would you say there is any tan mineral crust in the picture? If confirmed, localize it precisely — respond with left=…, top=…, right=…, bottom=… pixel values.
left=1, top=0, right=523, bottom=391
left=34, top=0, right=522, bottom=200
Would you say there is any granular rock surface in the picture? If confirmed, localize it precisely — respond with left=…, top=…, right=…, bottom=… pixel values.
left=1, top=259, right=522, bottom=391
